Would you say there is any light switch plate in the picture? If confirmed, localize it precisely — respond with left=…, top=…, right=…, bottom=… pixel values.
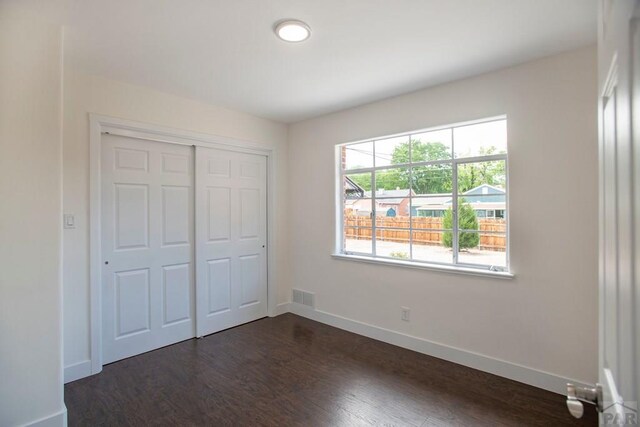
left=63, top=214, right=76, bottom=229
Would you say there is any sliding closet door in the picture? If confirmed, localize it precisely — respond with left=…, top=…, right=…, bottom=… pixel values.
left=195, top=146, right=267, bottom=337
left=101, top=135, right=195, bottom=364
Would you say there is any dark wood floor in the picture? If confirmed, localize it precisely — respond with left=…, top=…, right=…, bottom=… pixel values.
left=65, top=314, right=597, bottom=426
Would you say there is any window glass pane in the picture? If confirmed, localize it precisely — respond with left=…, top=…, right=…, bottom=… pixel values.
left=375, top=167, right=410, bottom=194
left=345, top=198, right=372, bottom=221
left=480, top=220, right=507, bottom=237
left=456, top=183, right=507, bottom=223
left=453, top=120, right=507, bottom=159
left=375, top=135, right=410, bottom=167
left=411, top=232, right=454, bottom=264
left=456, top=196, right=507, bottom=228
left=411, top=201, right=450, bottom=218
left=411, top=194, right=453, bottom=264
left=457, top=232, right=507, bottom=268
left=375, top=230, right=410, bottom=259
left=344, top=229, right=372, bottom=254
left=411, top=129, right=452, bottom=162
left=411, top=164, right=453, bottom=195
left=376, top=210, right=410, bottom=227
left=343, top=142, right=373, bottom=170
left=457, top=160, right=506, bottom=193
left=345, top=172, right=371, bottom=196
left=343, top=173, right=373, bottom=254
left=455, top=198, right=478, bottom=233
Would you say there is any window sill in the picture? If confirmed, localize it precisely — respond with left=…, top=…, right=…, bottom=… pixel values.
left=331, top=253, right=514, bottom=279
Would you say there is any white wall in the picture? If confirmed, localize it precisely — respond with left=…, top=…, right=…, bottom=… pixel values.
left=288, top=46, right=598, bottom=385
left=62, top=65, right=289, bottom=373
left=0, top=7, right=66, bottom=427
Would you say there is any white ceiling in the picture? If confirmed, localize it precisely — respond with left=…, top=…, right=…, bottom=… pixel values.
left=50, top=0, right=596, bottom=122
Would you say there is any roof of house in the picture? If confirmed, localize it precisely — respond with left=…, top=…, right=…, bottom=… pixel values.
left=375, top=198, right=406, bottom=205
left=344, top=176, right=365, bottom=199
left=364, top=188, right=413, bottom=199
left=349, top=184, right=506, bottom=208
left=412, top=195, right=452, bottom=206
left=412, top=184, right=505, bottom=207
left=459, top=184, right=505, bottom=203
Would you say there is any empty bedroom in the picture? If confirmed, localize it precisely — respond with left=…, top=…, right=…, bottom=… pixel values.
left=1, top=0, right=638, bottom=426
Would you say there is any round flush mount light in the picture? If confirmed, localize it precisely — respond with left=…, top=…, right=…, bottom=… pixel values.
left=274, top=20, right=311, bottom=42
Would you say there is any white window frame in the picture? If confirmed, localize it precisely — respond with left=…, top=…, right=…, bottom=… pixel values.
left=333, top=116, right=512, bottom=277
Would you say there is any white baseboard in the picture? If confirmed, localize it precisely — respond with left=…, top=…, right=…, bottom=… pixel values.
left=270, top=302, right=291, bottom=317
left=70, top=302, right=587, bottom=395
left=21, top=406, right=67, bottom=427
left=67, top=302, right=296, bottom=384
left=66, top=302, right=290, bottom=384
left=64, top=360, right=92, bottom=384
left=285, top=302, right=590, bottom=395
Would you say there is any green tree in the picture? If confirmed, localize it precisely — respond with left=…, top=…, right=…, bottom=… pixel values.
left=391, top=140, right=451, bottom=164
left=387, top=140, right=452, bottom=194
left=457, top=148, right=506, bottom=192
left=348, top=140, right=451, bottom=193
left=376, top=167, right=408, bottom=191
left=347, top=141, right=504, bottom=195
left=442, top=199, right=479, bottom=250
left=348, top=173, right=372, bottom=191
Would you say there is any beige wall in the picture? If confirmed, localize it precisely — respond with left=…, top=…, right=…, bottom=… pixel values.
left=288, top=46, right=598, bottom=384
left=0, top=8, right=65, bottom=427
left=63, top=65, right=289, bottom=369
left=62, top=44, right=598, bottom=388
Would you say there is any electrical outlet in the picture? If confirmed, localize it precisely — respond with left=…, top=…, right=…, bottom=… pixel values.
left=401, top=306, right=410, bottom=322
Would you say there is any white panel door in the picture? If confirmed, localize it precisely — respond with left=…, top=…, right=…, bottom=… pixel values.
left=195, top=147, right=267, bottom=337
left=586, top=0, right=639, bottom=423
left=102, top=135, right=195, bottom=364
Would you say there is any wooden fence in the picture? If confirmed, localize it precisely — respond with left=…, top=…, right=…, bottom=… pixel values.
left=344, top=215, right=506, bottom=251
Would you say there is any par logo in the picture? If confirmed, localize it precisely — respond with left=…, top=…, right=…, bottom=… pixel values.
left=603, top=402, right=637, bottom=426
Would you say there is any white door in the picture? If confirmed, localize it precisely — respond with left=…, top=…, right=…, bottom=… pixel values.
left=593, top=0, right=639, bottom=423
left=101, top=135, right=195, bottom=364
left=195, top=146, right=267, bottom=337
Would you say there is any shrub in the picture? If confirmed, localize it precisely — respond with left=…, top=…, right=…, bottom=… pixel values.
left=442, top=199, right=479, bottom=250
left=389, top=251, right=409, bottom=259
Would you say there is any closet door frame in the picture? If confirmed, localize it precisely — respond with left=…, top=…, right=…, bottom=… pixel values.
left=87, top=114, right=279, bottom=378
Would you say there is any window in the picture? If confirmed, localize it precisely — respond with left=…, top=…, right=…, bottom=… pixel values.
left=338, top=117, right=508, bottom=272
left=415, top=209, right=445, bottom=218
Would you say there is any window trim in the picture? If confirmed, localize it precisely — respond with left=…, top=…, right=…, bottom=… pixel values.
left=335, top=116, right=510, bottom=274
left=330, top=253, right=514, bottom=279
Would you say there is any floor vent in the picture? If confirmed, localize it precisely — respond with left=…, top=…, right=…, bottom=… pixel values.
left=292, top=288, right=315, bottom=308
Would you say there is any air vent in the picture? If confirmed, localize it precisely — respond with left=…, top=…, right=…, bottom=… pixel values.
left=292, top=289, right=303, bottom=304
left=292, top=288, right=315, bottom=308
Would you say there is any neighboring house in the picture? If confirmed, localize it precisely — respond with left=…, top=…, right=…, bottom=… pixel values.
left=346, top=185, right=506, bottom=219
left=456, top=184, right=506, bottom=218
left=366, top=189, right=415, bottom=217
left=410, top=195, right=452, bottom=217
left=344, top=176, right=365, bottom=199
left=413, top=184, right=506, bottom=219
left=346, top=188, right=415, bottom=217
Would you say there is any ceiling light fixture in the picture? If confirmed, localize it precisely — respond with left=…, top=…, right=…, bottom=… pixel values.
left=274, top=20, right=311, bottom=43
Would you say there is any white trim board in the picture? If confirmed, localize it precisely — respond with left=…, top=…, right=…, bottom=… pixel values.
left=271, top=302, right=291, bottom=317
left=285, top=302, right=592, bottom=395
left=86, top=114, right=280, bottom=380
left=21, top=407, right=67, bottom=427
left=64, top=360, right=92, bottom=384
